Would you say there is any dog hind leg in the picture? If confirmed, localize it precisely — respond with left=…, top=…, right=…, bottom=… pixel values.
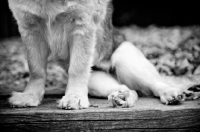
left=111, top=41, right=184, bottom=105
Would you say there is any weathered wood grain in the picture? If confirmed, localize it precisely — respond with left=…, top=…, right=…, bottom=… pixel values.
left=0, top=96, right=200, bottom=131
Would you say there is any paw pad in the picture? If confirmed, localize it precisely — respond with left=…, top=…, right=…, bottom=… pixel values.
left=184, top=85, right=200, bottom=100
left=167, top=95, right=183, bottom=105
left=108, top=89, right=138, bottom=108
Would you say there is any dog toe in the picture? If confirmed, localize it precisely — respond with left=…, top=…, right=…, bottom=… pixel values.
left=9, top=92, right=41, bottom=107
left=58, top=94, right=89, bottom=110
left=108, top=89, right=138, bottom=108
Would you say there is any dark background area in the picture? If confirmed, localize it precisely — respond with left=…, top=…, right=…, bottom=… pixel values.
left=0, top=0, right=200, bottom=40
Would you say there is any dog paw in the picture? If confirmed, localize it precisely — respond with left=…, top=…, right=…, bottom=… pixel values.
left=58, top=94, right=90, bottom=110
left=9, top=91, right=42, bottom=107
left=184, top=85, right=200, bottom=100
left=108, top=88, right=138, bottom=108
left=159, top=88, right=184, bottom=105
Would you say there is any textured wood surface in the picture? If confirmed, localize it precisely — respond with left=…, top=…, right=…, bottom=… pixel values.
left=0, top=96, right=200, bottom=131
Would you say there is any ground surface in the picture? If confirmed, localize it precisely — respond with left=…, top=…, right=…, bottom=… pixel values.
left=0, top=96, right=200, bottom=131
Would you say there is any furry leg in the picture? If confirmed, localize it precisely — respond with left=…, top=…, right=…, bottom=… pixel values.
left=9, top=22, right=49, bottom=107
left=111, top=41, right=185, bottom=105
left=58, top=26, right=96, bottom=110
left=88, top=71, right=138, bottom=107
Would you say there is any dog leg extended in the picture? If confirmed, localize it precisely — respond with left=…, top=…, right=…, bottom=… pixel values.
left=111, top=41, right=185, bottom=105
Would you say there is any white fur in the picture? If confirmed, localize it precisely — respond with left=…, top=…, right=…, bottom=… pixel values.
left=111, top=42, right=186, bottom=104
left=88, top=41, right=193, bottom=106
left=88, top=71, right=120, bottom=97
left=111, top=41, right=164, bottom=96
left=88, top=71, right=138, bottom=107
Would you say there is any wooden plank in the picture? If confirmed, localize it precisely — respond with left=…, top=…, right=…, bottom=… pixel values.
left=0, top=96, right=200, bottom=131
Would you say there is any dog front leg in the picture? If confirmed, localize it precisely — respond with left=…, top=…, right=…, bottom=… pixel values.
left=58, top=25, right=96, bottom=110
left=9, top=26, right=49, bottom=107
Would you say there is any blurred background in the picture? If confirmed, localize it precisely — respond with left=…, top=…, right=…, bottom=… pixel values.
left=1, top=0, right=200, bottom=40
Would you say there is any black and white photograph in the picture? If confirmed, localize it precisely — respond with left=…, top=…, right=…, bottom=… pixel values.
left=0, top=0, right=200, bottom=131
